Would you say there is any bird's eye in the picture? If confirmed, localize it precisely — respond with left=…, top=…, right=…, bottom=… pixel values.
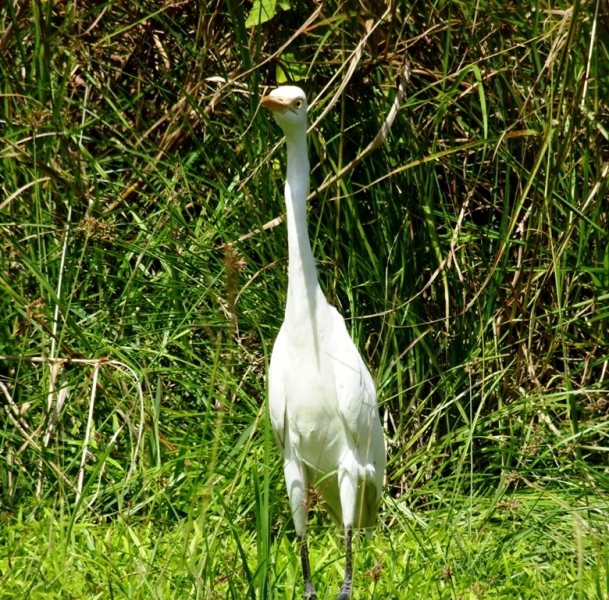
left=294, top=99, right=303, bottom=109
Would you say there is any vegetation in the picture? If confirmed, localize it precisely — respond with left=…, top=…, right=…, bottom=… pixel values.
left=1, top=0, right=608, bottom=598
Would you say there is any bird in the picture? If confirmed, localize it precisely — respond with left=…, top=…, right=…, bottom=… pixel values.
left=261, top=85, right=385, bottom=600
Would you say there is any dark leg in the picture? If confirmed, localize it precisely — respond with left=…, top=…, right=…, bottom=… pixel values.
left=337, top=526, right=353, bottom=600
left=300, top=536, right=318, bottom=600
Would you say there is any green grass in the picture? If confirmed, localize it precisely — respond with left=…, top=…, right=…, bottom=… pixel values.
left=1, top=0, right=608, bottom=598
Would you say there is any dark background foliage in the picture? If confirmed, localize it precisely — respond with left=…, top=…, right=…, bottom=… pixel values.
left=1, top=0, right=608, bottom=597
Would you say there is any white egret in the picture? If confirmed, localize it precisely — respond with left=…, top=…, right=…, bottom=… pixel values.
left=262, top=86, right=385, bottom=600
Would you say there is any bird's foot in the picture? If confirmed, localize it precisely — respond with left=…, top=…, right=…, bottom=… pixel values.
left=336, top=584, right=351, bottom=600
left=304, top=581, right=318, bottom=600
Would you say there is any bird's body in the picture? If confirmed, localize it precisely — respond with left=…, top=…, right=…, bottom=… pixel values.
left=262, top=85, right=385, bottom=600
left=271, top=303, right=384, bottom=528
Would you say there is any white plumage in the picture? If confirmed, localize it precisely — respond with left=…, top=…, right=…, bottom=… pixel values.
left=262, top=86, right=385, bottom=600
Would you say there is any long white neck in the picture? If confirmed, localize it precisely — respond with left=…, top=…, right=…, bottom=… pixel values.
left=283, top=125, right=321, bottom=323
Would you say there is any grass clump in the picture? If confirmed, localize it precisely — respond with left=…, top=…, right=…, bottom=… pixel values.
left=1, top=0, right=608, bottom=598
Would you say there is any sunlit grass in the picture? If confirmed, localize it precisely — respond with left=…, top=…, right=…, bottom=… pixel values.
left=1, top=0, right=608, bottom=598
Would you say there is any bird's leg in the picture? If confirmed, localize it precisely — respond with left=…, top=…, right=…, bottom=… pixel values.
left=300, top=536, right=318, bottom=600
left=337, top=526, right=353, bottom=600
left=283, top=455, right=316, bottom=599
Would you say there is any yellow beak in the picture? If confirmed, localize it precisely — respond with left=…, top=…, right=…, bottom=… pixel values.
left=261, top=95, right=292, bottom=113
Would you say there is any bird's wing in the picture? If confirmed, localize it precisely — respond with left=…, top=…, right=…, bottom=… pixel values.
left=268, top=326, right=288, bottom=454
left=328, top=307, right=379, bottom=451
left=329, top=306, right=385, bottom=515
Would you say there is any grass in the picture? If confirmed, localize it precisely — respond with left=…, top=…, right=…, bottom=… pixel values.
left=1, top=0, right=608, bottom=598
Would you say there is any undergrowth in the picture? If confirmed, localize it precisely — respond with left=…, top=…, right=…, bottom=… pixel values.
left=1, top=0, right=608, bottom=598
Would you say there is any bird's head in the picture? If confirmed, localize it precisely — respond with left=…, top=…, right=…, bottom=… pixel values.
left=261, top=86, right=307, bottom=134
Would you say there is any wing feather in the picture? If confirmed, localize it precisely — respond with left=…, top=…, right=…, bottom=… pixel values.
left=328, top=307, right=385, bottom=488
left=269, top=327, right=288, bottom=454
